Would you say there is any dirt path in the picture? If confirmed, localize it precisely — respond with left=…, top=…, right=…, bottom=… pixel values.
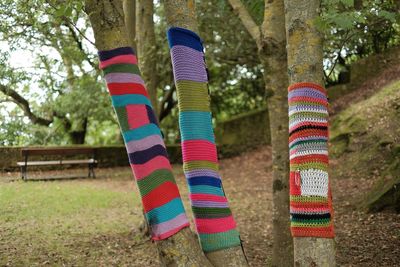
left=1, top=146, right=399, bottom=266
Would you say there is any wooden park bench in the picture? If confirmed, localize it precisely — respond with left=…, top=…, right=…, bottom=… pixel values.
left=17, top=147, right=97, bottom=180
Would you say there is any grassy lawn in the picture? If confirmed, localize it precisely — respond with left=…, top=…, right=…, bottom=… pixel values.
left=0, top=172, right=158, bottom=266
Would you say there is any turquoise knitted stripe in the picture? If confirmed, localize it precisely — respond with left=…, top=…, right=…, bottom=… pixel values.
left=189, top=185, right=225, bottom=196
left=111, top=94, right=152, bottom=108
left=123, top=124, right=162, bottom=142
left=179, top=111, right=215, bottom=142
left=145, top=197, right=187, bottom=225
left=199, top=230, right=241, bottom=252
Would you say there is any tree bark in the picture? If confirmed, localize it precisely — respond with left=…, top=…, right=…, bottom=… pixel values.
left=260, top=1, right=293, bottom=266
left=283, top=0, right=336, bottom=266
left=135, top=0, right=159, bottom=116
left=227, top=0, right=293, bottom=266
left=163, top=1, right=248, bottom=266
left=85, top=1, right=212, bottom=265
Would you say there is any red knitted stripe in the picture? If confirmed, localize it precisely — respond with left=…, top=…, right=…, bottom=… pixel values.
left=289, top=129, right=328, bottom=143
left=182, top=140, right=218, bottom=163
left=131, top=156, right=172, bottom=180
left=288, top=82, right=326, bottom=95
left=291, top=225, right=335, bottom=238
left=142, top=181, right=181, bottom=212
left=290, top=154, right=329, bottom=164
left=195, top=216, right=237, bottom=234
left=289, top=96, right=328, bottom=106
left=108, top=83, right=149, bottom=97
left=100, top=54, right=138, bottom=69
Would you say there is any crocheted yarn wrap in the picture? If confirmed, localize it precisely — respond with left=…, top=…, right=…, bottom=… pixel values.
left=288, top=82, right=335, bottom=238
left=167, top=27, right=241, bottom=252
left=98, top=47, right=189, bottom=240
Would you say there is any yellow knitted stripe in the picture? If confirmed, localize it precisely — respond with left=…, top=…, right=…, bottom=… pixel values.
left=183, top=161, right=219, bottom=172
left=176, top=80, right=210, bottom=112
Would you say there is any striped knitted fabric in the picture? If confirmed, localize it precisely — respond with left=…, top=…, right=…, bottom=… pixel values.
left=167, top=27, right=241, bottom=252
left=98, top=47, right=189, bottom=240
left=288, top=82, right=335, bottom=238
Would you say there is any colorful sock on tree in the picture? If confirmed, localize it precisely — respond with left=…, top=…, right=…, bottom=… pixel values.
left=167, top=27, right=241, bottom=252
left=98, top=47, right=189, bottom=240
left=288, top=82, right=335, bottom=238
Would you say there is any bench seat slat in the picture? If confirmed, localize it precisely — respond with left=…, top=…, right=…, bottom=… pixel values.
left=17, top=159, right=96, bottom=166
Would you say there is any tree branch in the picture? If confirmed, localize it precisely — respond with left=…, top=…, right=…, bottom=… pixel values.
left=158, top=86, right=176, bottom=122
left=227, top=0, right=262, bottom=49
left=0, top=84, right=53, bottom=126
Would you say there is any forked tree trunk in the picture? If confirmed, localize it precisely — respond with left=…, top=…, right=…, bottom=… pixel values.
left=227, top=0, right=293, bottom=265
left=163, top=1, right=248, bottom=266
left=283, top=0, right=336, bottom=265
left=260, top=1, right=293, bottom=266
left=84, top=1, right=212, bottom=266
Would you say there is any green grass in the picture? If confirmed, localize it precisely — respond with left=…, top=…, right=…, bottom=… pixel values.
left=0, top=179, right=146, bottom=266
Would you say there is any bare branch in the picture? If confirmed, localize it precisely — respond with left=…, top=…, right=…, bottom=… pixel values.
left=0, top=84, right=53, bottom=126
left=227, top=0, right=262, bottom=49
left=158, top=86, right=176, bottom=122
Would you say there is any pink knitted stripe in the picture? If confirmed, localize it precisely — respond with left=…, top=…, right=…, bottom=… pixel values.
left=151, top=213, right=190, bottom=240
left=182, top=140, right=218, bottom=163
left=189, top=193, right=227, bottom=202
left=290, top=207, right=330, bottom=213
left=99, top=54, right=138, bottom=69
left=131, top=155, right=172, bottom=180
left=195, top=216, right=237, bottom=234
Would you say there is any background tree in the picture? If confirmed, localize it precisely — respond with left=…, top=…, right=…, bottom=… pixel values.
left=226, top=0, right=293, bottom=265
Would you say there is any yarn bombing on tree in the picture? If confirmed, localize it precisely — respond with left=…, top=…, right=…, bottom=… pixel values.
left=288, top=82, right=335, bottom=238
left=167, top=27, right=241, bottom=252
left=98, top=47, right=189, bottom=240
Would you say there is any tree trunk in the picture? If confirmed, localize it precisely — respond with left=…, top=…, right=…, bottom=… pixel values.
left=85, top=1, right=212, bottom=266
left=260, top=1, right=293, bottom=266
left=283, top=0, right=336, bottom=266
left=227, top=0, right=293, bottom=265
left=164, top=1, right=248, bottom=266
left=135, top=0, right=159, bottom=116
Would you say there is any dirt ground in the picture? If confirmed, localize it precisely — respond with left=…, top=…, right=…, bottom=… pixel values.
left=1, top=146, right=399, bottom=266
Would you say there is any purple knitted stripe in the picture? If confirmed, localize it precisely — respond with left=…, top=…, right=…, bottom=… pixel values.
left=125, top=134, right=165, bottom=154
left=192, top=200, right=229, bottom=208
left=104, top=73, right=145, bottom=85
left=151, top=213, right=189, bottom=237
left=184, top=169, right=220, bottom=179
left=289, top=88, right=327, bottom=100
left=170, top=45, right=208, bottom=83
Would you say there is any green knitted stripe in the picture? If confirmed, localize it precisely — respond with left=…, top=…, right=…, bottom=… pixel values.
left=176, top=80, right=210, bottom=112
left=137, top=169, right=176, bottom=196
left=289, top=139, right=326, bottom=149
left=291, top=217, right=331, bottom=223
left=103, top=63, right=140, bottom=75
left=291, top=220, right=331, bottom=227
left=289, top=100, right=327, bottom=106
left=183, top=161, right=219, bottom=172
left=290, top=195, right=328, bottom=203
left=199, top=230, right=241, bottom=252
left=290, top=162, right=328, bottom=172
left=289, top=111, right=327, bottom=120
left=192, top=207, right=232, bottom=218
left=114, top=106, right=129, bottom=132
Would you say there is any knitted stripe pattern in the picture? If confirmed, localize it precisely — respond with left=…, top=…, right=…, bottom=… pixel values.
left=288, top=82, right=335, bottom=238
left=98, top=47, right=189, bottom=240
left=167, top=27, right=241, bottom=252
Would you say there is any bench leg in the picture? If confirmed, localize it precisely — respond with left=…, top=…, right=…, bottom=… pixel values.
left=21, top=166, right=27, bottom=181
left=88, top=164, right=96, bottom=179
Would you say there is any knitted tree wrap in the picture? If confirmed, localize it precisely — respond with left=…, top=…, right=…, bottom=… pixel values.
left=98, top=47, right=189, bottom=240
left=288, top=82, right=335, bottom=238
left=167, top=27, right=241, bottom=252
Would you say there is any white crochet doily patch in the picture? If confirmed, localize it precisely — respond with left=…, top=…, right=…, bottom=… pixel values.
left=299, top=169, right=329, bottom=197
